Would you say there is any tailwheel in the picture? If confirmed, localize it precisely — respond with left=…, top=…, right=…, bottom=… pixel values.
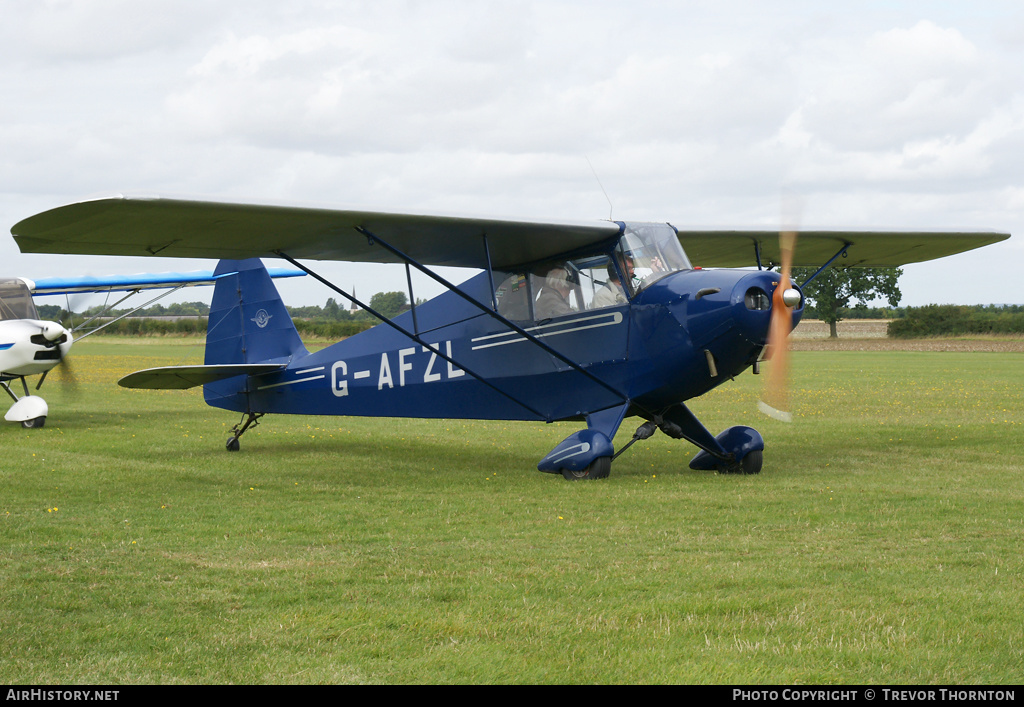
left=225, top=412, right=264, bottom=452
left=561, top=456, right=611, bottom=481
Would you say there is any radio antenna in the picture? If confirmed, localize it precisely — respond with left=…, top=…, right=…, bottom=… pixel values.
left=585, top=155, right=614, bottom=221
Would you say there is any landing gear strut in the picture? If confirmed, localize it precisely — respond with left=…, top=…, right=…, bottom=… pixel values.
left=660, top=404, right=764, bottom=475
left=226, top=412, right=264, bottom=451
left=629, top=404, right=765, bottom=475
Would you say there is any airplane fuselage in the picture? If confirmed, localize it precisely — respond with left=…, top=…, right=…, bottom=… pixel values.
left=0, top=319, right=72, bottom=378
left=207, top=266, right=800, bottom=424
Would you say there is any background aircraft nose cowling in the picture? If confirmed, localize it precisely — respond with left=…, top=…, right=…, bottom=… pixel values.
left=40, top=321, right=66, bottom=342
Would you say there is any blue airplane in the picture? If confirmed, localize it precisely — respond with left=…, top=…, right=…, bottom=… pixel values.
left=10, top=195, right=1009, bottom=478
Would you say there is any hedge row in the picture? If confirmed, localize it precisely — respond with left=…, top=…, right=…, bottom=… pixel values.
left=85, top=317, right=209, bottom=336
left=294, top=320, right=374, bottom=339
left=887, top=305, right=1024, bottom=338
left=78, top=318, right=374, bottom=339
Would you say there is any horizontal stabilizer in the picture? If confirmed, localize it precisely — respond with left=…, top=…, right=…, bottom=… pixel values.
left=119, top=364, right=285, bottom=389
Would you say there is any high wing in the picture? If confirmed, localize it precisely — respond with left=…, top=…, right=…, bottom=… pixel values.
left=11, top=194, right=1009, bottom=269
left=29, top=267, right=305, bottom=297
left=678, top=229, right=1011, bottom=268
left=12, top=195, right=621, bottom=270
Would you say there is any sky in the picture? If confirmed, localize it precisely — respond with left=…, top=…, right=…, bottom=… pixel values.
left=2, top=0, right=1022, bottom=309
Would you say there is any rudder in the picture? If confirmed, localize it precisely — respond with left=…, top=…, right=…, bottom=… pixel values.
left=205, top=258, right=308, bottom=365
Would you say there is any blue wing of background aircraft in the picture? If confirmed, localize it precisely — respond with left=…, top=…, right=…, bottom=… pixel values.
left=21, top=265, right=304, bottom=341
left=29, top=267, right=304, bottom=296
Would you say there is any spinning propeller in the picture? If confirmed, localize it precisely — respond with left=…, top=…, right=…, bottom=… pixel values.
left=41, top=350, right=79, bottom=396
left=758, top=229, right=801, bottom=423
left=34, top=321, right=78, bottom=395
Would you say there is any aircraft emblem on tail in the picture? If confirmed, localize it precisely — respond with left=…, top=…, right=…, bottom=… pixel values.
left=251, top=309, right=273, bottom=328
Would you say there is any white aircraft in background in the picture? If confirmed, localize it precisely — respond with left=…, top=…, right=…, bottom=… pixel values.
left=0, top=267, right=304, bottom=429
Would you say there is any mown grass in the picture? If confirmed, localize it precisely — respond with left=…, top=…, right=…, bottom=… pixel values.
left=1, top=338, right=1021, bottom=684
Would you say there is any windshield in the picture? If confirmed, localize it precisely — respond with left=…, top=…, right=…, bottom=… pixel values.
left=617, top=222, right=691, bottom=294
left=0, top=278, right=39, bottom=321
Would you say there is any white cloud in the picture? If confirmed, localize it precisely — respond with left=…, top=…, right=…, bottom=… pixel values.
left=1, top=1, right=1022, bottom=307
left=794, top=20, right=1001, bottom=152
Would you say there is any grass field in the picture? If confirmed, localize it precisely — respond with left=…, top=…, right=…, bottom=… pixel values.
left=1, top=336, right=1022, bottom=684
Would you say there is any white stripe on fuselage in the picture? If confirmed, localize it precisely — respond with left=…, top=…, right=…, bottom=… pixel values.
left=470, top=312, right=622, bottom=351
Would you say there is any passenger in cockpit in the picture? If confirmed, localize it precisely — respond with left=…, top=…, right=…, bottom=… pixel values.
left=535, top=267, right=576, bottom=319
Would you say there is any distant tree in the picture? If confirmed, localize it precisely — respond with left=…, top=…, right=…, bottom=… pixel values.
left=322, top=297, right=340, bottom=320
left=790, top=266, right=903, bottom=338
left=163, top=301, right=209, bottom=316
left=368, top=291, right=409, bottom=320
left=37, top=304, right=63, bottom=320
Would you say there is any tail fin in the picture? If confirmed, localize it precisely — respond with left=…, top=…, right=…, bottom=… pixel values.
left=205, top=258, right=307, bottom=365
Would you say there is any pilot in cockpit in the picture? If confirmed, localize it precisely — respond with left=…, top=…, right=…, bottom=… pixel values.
left=591, top=257, right=633, bottom=308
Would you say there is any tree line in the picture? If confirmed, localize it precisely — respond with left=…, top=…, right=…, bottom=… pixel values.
left=887, top=304, right=1024, bottom=337
left=35, top=275, right=1024, bottom=339
left=38, top=290, right=412, bottom=323
left=791, top=266, right=1023, bottom=337
left=35, top=291, right=414, bottom=338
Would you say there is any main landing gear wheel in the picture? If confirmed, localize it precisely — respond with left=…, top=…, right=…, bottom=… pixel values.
left=719, top=450, right=762, bottom=475
left=21, top=416, right=46, bottom=429
left=561, top=456, right=611, bottom=481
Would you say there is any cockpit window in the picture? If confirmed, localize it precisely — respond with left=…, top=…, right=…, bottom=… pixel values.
left=492, top=223, right=690, bottom=320
left=0, top=278, right=39, bottom=321
left=617, top=222, right=691, bottom=294
left=494, top=271, right=532, bottom=321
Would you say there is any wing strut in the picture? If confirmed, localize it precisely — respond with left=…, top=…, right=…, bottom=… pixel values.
left=404, top=263, right=419, bottom=334
left=482, top=233, right=499, bottom=312
left=799, top=243, right=851, bottom=289
left=69, top=284, right=191, bottom=341
left=347, top=226, right=631, bottom=407
left=273, top=251, right=550, bottom=421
